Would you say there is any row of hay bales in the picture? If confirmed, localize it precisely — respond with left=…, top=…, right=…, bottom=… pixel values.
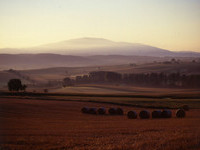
left=81, top=107, right=186, bottom=119
left=127, top=109, right=186, bottom=119
left=81, top=107, right=124, bottom=115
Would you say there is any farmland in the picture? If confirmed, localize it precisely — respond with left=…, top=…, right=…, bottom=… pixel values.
left=1, top=0, right=200, bottom=149
left=1, top=61, right=200, bottom=88
left=1, top=61, right=200, bottom=149
left=0, top=95, right=200, bottom=150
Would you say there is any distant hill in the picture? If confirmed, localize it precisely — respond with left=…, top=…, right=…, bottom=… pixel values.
left=1, top=53, right=200, bottom=70
left=0, top=54, right=96, bottom=70
left=1, top=37, right=200, bottom=57
left=1, top=61, right=200, bottom=88
left=1, top=53, right=194, bottom=70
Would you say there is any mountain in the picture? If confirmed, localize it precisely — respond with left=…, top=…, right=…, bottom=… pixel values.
left=1, top=37, right=200, bottom=57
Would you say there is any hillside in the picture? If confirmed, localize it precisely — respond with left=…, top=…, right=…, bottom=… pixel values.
left=1, top=61, right=200, bottom=89
left=1, top=53, right=199, bottom=70
left=0, top=54, right=166, bottom=70
left=0, top=54, right=97, bottom=70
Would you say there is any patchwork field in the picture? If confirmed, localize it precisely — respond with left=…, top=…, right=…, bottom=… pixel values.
left=0, top=97, right=200, bottom=150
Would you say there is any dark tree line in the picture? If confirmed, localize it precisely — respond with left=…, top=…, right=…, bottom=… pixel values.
left=63, top=71, right=122, bottom=86
left=123, top=73, right=200, bottom=88
left=63, top=71, right=200, bottom=88
left=89, top=71, right=122, bottom=83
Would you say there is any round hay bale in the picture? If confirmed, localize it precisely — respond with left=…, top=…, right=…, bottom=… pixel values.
left=152, top=110, right=162, bottom=118
left=108, top=108, right=117, bottom=115
left=139, top=110, right=150, bottom=119
left=116, top=108, right=124, bottom=115
left=181, top=105, right=189, bottom=111
left=89, top=108, right=97, bottom=114
left=127, top=111, right=137, bottom=119
left=176, top=109, right=186, bottom=118
left=81, top=107, right=89, bottom=113
left=161, top=110, right=172, bottom=118
left=98, top=107, right=106, bottom=115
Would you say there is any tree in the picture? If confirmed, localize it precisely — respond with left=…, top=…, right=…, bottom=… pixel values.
left=8, top=79, right=22, bottom=91
left=63, top=77, right=74, bottom=86
left=8, top=79, right=27, bottom=92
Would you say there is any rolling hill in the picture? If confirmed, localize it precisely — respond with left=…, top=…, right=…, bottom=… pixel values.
left=1, top=53, right=199, bottom=70
left=0, top=61, right=200, bottom=89
left=0, top=53, right=173, bottom=70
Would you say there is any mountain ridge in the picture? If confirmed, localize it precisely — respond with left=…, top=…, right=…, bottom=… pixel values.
left=1, top=37, right=199, bottom=57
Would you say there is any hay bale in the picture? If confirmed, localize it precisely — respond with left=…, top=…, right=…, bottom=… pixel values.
left=108, top=108, right=117, bottom=115
left=181, top=105, right=189, bottom=111
left=127, top=111, right=137, bottom=119
left=139, top=110, right=150, bottom=119
left=176, top=109, right=186, bottom=118
left=81, top=107, right=89, bottom=113
left=98, top=107, right=106, bottom=115
left=89, top=108, right=97, bottom=114
left=116, top=108, right=124, bottom=115
left=152, top=110, right=162, bottom=118
left=161, top=110, right=172, bottom=118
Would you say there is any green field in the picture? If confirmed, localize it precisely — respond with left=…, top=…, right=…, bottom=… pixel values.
left=1, top=90, right=200, bottom=109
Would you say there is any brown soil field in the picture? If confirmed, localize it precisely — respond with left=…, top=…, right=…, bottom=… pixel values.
left=0, top=97, right=200, bottom=150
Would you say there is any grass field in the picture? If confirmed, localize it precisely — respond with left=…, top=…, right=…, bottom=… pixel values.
left=51, top=84, right=200, bottom=95
left=0, top=96, right=200, bottom=150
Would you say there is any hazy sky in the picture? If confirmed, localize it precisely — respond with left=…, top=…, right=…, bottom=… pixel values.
left=0, top=0, right=200, bottom=52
